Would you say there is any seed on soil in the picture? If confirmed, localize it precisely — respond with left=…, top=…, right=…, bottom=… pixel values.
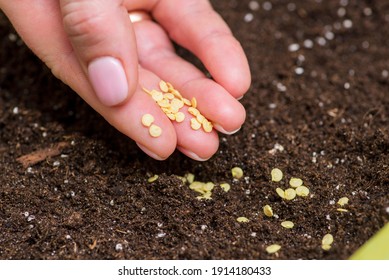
left=322, top=233, right=334, bottom=250
left=237, top=217, right=249, bottom=223
left=322, top=234, right=333, bottom=245
left=271, top=168, right=283, bottom=182
left=296, top=186, right=310, bottom=197
left=337, top=197, right=349, bottom=206
left=266, top=244, right=281, bottom=254
left=276, top=187, right=285, bottom=199
left=263, top=205, right=274, bottom=217
left=231, top=167, right=244, bottom=179
left=281, top=221, right=294, bottom=229
left=148, top=174, right=159, bottom=183
left=141, top=114, right=154, bottom=127
left=289, top=177, right=303, bottom=188
left=220, top=183, right=231, bottom=192
left=284, top=188, right=297, bottom=200
left=185, top=173, right=195, bottom=184
left=337, top=208, right=349, bottom=212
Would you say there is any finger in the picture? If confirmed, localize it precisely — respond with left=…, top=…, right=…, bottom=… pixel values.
left=151, top=0, right=251, bottom=99
left=1, top=0, right=177, bottom=159
left=133, top=20, right=246, bottom=135
left=59, top=0, right=138, bottom=106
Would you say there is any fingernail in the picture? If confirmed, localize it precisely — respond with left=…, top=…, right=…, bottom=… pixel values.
left=88, top=56, right=128, bottom=106
left=177, top=147, right=211, bottom=161
left=136, top=143, right=166, bottom=161
left=213, top=123, right=241, bottom=135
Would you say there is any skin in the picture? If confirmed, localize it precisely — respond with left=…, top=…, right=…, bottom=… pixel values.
left=0, top=0, right=251, bottom=161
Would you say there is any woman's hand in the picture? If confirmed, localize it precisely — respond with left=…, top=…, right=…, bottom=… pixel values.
left=0, top=0, right=251, bottom=160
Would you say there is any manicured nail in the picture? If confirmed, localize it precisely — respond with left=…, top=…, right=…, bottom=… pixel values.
left=213, top=123, right=241, bottom=135
left=177, top=147, right=210, bottom=161
left=136, top=143, right=166, bottom=161
left=88, top=56, right=128, bottom=106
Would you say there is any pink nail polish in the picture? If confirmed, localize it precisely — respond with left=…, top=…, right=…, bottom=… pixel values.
left=88, top=57, right=128, bottom=106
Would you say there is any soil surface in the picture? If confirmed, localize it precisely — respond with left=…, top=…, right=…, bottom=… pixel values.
left=1, top=0, right=389, bottom=260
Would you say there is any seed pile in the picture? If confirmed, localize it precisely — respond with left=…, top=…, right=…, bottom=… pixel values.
left=271, top=170, right=311, bottom=200
left=178, top=173, right=231, bottom=200
left=141, top=113, right=162, bottom=137
left=143, top=80, right=213, bottom=133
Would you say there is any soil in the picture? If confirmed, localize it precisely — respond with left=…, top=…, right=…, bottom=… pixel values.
left=1, top=0, right=389, bottom=260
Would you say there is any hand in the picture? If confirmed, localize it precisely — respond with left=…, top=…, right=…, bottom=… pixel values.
left=0, top=0, right=251, bottom=161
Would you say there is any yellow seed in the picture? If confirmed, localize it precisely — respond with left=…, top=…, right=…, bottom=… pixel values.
left=159, top=80, right=169, bottom=92
left=166, top=113, right=176, bottom=121
left=203, top=182, right=215, bottom=191
left=337, top=208, right=349, bottom=212
left=231, top=167, right=244, bottom=179
left=190, top=118, right=202, bottom=130
left=141, top=114, right=154, bottom=127
left=191, top=97, right=198, bottom=108
left=295, top=186, right=310, bottom=197
left=202, top=120, right=213, bottom=133
left=289, top=177, right=303, bottom=188
left=197, top=191, right=212, bottom=200
left=183, top=98, right=192, bottom=106
left=186, top=173, right=195, bottom=184
left=263, top=205, right=273, bottom=217
left=196, top=114, right=205, bottom=124
left=148, top=174, right=159, bottom=183
left=271, top=168, right=283, bottom=182
left=188, top=107, right=200, bottom=116
left=321, top=244, right=332, bottom=251
left=337, top=197, right=349, bottom=206
left=284, top=188, right=297, bottom=200
left=142, top=87, right=152, bottom=95
left=149, top=124, right=162, bottom=137
left=322, top=233, right=334, bottom=245
left=171, top=89, right=182, bottom=99
left=189, top=181, right=204, bottom=190
left=220, top=183, right=231, bottom=192
left=171, top=98, right=184, bottom=109
left=175, top=112, right=185, bottom=123
left=157, top=99, right=170, bottom=108
left=237, top=217, right=249, bottom=223
left=276, top=188, right=285, bottom=199
left=281, top=221, right=294, bottom=229
left=164, top=93, right=175, bottom=100
left=266, top=244, right=281, bottom=254
left=166, top=82, right=174, bottom=92
left=151, top=90, right=164, bottom=102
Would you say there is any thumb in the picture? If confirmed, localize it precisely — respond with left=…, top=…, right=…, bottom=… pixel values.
left=60, top=0, right=138, bottom=107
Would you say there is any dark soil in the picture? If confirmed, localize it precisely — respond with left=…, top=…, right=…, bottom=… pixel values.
left=1, top=0, right=389, bottom=260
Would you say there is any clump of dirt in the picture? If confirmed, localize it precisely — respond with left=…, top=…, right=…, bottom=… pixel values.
left=1, top=0, right=388, bottom=259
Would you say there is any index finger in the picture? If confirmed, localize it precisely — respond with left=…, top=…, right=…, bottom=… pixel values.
left=152, top=0, right=251, bottom=99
